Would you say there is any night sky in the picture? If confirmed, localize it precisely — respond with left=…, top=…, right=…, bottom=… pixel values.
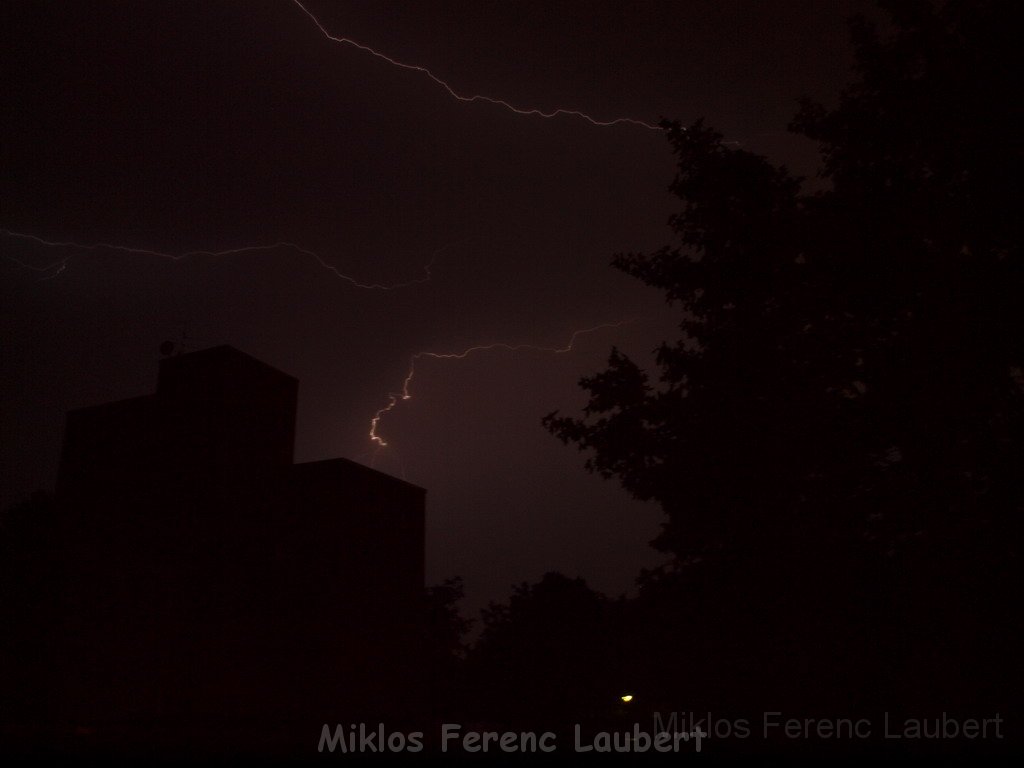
left=2, top=0, right=873, bottom=618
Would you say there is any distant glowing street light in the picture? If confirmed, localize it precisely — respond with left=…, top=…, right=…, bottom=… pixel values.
left=620, top=694, right=634, bottom=703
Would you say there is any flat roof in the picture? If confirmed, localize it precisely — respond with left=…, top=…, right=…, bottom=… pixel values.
left=159, top=344, right=299, bottom=384
left=292, top=457, right=426, bottom=494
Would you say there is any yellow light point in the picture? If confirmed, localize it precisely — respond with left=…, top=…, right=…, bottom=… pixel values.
left=621, top=694, right=634, bottom=703
left=367, top=319, right=640, bottom=447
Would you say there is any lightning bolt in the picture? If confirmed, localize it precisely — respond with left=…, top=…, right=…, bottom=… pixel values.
left=1, top=229, right=457, bottom=290
left=289, top=0, right=660, bottom=131
left=4, top=253, right=69, bottom=281
left=369, top=319, right=638, bottom=446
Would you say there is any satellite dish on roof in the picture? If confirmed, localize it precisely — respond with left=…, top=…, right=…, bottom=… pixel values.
left=159, top=340, right=177, bottom=357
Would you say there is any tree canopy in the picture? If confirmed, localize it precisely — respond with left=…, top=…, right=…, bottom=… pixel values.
left=545, top=0, right=1022, bottom=565
left=544, top=0, right=1022, bottom=717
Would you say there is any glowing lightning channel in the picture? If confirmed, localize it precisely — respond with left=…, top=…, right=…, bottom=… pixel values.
left=1, top=229, right=454, bottom=290
left=369, top=319, right=637, bottom=447
left=289, top=0, right=660, bottom=131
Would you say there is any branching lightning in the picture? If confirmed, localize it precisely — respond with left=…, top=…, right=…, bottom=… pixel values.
left=4, top=253, right=70, bottom=281
left=1, top=229, right=453, bottom=289
left=369, top=319, right=637, bottom=446
left=289, top=0, right=659, bottom=131
left=7, top=4, right=658, bottom=452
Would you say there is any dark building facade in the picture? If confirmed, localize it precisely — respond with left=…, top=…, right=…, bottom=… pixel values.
left=27, top=346, right=426, bottom=742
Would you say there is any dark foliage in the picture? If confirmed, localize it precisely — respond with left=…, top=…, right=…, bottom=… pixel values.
left=419, top=576, right=472, bottom=717
left=467, top=573, right=621, bottom=726
left=544, top=0, right=1022, bottom=721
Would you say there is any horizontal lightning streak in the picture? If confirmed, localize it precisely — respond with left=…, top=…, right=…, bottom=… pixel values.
left=369, top=319, right=637, bottom=446
left=289, top=0, right=659, bottom=130
left=1, top=229, right=450, bottom=290
left=5, top=253, right=69, bottom=280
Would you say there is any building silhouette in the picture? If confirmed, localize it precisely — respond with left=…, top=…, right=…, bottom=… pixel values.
left=35, top=346, right=426, bottom=741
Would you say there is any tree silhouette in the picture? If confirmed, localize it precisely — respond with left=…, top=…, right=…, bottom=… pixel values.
left=420, top=576, right=472, bottom=718
left=424, top=576, right=472, bottom=663
left=468, top=573, right=619, bottom=726
left=545, top=0, right=1022, bottom=720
